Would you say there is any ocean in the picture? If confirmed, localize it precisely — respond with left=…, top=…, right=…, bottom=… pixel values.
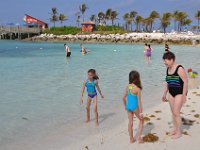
left=0, top=40, right=199, bottom=150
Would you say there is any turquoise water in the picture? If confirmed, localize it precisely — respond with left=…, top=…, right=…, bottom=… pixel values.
left=0, top=40, right=200, bottom=150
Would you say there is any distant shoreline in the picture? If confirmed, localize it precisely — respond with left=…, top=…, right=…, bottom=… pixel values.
left=23, top=33, right=200, bottom=45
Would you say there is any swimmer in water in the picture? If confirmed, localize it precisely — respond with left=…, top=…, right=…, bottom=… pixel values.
left=80, top=69, right=104, bottom=126
left=165, top=44, right=170, bottom=52
left=122, top=70, right=144, bottom=143
left=80, top=44, right=87, bottom=55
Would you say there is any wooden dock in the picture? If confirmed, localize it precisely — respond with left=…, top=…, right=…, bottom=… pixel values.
left=0, top=26, right=42, bottom=40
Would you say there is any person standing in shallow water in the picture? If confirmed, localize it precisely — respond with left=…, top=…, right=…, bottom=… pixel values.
left=165, top=44, right=170, bottom=52
left=64, top=44, right=71, bottom=57
left=144, top=43, right=148, bottom=60
left=162, top=52, right=188, bottom=139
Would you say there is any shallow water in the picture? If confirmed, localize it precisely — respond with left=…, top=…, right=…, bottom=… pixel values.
left=0, top=40, right=200, bottom=150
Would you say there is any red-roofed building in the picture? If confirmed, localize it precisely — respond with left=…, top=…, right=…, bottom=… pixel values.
left=81, top=21, right=95, bottom=32
left=23, top=14, right=48, bottom=29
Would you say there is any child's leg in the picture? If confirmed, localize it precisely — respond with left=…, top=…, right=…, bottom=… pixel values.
left=134, top=110, right=144, bottom=143
left=93, top=96, right=99, bottom=126
left=172, top=95, right=183, bottom=139
left=168, top=94, right=176, bottom=135
left=86, top=97, right=92, bottom=122
left=128, top=112, right=135, bottom=143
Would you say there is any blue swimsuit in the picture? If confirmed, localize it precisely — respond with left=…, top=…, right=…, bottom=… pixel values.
left=126, top=85, right=138, bottom=112
left=86, top=80, right=97, bottom=98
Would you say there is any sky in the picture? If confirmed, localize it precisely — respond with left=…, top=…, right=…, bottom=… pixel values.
left=0, top=0, right=199, bottom=27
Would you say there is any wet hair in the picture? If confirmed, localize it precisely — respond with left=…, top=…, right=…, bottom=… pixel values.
left=88, top=69, right=99, bottom=80
left=163, top=51, right=175, bottom=61
left=148, top=44, right=151, bottom=49
left=145, top=43, right=148, bottom=46
left=129, top=70, right=142, bottom=90
left=64, top=44, right=66, bottom=46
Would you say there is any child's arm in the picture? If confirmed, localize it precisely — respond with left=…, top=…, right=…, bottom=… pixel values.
left=137, top=88, right=143, bottom=115
left=122, top=87, right=128, bottom=109
left=162, top=82, right=168, bottom=102
left=96, top=80, right=104, bottom=98
left=80, top=81, right=86, bottom=104
left=178, top=67, right=188, bottom=104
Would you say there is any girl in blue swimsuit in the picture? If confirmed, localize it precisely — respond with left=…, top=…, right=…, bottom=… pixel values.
left=123, top=71, right=144, bottom=143
left=80, top=69, right=104, bottom=126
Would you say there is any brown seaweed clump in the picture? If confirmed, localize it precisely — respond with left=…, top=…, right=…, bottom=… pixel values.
left=194, top=114, right=200, bottom=118
left=155, top=110, right=162, bottom=113
left=182, top=117, right=195, bottom=126
left=149, top=114, right=156, bottom=118
left=85, top=146, right=89, bottom=150
left=147, top=122, right=153, bottom=126
left=196, top=94, right=200, bottom=96
left=157, top=118, right=161, bottom=120
left=143, top=117, right=151, bottom=122
left=143, top=133, right=159, bottom=143
left=191, top=110, right=195, bottom=113
left=182, top=131, right=189, bottom=135
left=192, top=91, right=197, bottom=94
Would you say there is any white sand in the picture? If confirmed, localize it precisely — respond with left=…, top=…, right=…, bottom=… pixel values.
left=66, top=85, right=200, bottom=150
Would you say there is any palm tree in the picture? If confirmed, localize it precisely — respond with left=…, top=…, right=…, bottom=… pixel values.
left=50, top=7, right=58, bottom=27
left=110, top=11, right=118, bottom=26
left=173, top=10, right=179, bottom=31
left=149, top=11, right=160, bottom=32
left=142, top=17, right=151, bottom=32
left=98, top=12, right=105, bottom=25
left=195, top=10, right=200, bottom=32
left=105, top=8, right=112, bottom=25
left=79, top=3, right=88, bottom=22
left=130, top=11, right=137, bottom=31
left=75, top=12, right=81, bottom=27
left=59, top=14, right=67, bottom=26
left=160, top=13, right=172, bottom=34
left=135, top=15, right=143, bottom=32
left=90, top=14, right=97, bottom=24
left=176, top=11, right=190, bottom=31
left=123, top=13, right=132, bottom=31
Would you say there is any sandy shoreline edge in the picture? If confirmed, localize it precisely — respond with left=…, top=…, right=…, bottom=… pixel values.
left=66, top=84, right=200, bottom=150
left=24, top=33, right=200, bottom=45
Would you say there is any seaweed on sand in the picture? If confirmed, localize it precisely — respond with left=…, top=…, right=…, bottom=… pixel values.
left=143, top=133, right=159, bottom=142
left=155, top=110, right=162, bottom=113
left=194, top=114, right=200, bottom=118
left=182, top=117, right=195, bottom=126
left=149, top=114, right=156, bottom=118
left=143, top=117, right=151, bottom=122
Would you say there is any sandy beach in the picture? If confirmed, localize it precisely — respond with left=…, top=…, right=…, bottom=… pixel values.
left=67, top=84, right=200, bottom=150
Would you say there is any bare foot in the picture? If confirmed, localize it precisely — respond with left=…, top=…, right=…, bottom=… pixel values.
left=138, top=138, right=144, bottom=144
left=130, top=138, right=135, bottom=143
left=168, top=130, right=176, bottom=136
left=171, top=133, right=182, bottom=139
left=86, top=119, right=90, bottom=123
left=96, top=122, right=99, bottom=127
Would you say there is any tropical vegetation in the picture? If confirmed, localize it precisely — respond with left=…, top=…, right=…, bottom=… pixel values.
left=48, top=5, right=200, bottom=34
